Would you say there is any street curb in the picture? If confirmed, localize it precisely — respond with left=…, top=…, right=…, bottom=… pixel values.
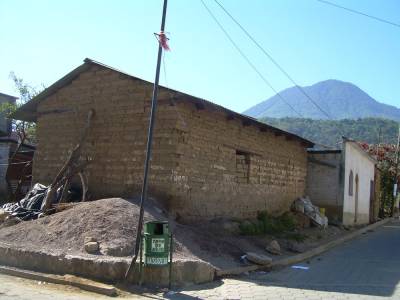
left=216, top=218, right=392, bottom=277
left=0, top=244, right=215, bottom=287
left=0, top=265, right=118, bottom=297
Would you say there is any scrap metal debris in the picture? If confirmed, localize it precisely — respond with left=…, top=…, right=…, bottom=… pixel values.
left=292, top=196, right=328, bottom=228
left=1, top=109, right=95, bottom=223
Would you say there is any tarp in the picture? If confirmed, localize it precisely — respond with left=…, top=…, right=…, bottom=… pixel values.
left=2, top=183, right=59, bottom=221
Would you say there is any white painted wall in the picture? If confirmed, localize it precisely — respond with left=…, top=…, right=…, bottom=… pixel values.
left=342, top=141, right=375, bottom=225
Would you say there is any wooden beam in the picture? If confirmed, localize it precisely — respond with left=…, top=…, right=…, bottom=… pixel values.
left=223, top=144, right=263, bottom=157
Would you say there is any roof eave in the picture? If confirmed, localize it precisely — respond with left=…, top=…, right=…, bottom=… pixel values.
left=11, top=62, right=93, bottom=122
left=10, top=58, right=315, bottom=147
left=173, top=95, right=314, bottom=147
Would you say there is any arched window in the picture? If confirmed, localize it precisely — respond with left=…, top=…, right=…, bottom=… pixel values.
left=349, top=170, right=354, bottom=196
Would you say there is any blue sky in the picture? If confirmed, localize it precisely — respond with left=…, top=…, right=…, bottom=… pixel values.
left=0, top=0, right=399, bottom=113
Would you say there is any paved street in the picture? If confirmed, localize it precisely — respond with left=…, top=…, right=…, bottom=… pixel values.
left=169, top=219, right=400, bottom=300
left=1, top=220, right=400, bottom=299
left=0, top=273, right=115, bottom=300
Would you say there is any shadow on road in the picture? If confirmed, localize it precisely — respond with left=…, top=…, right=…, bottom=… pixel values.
left=165, top=220, right=400, bottom=299
left=237, top=221, right=400, bottom=297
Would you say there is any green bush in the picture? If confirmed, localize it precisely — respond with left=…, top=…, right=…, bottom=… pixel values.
left=278, top=212, right=296, bottom=232
left=257, top=211, right=275, bottom=233
left=239, top=211, right=298, bottom=236
left=284, top=232, right=308, bottom=242
left=239, top=220, right=264, bottom=235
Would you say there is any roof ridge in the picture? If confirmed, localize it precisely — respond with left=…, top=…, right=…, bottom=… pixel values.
left=12, top=58, right=314, bottom=147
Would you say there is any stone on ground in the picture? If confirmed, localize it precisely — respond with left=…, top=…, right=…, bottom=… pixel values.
left=246, top=252, right=272, bottom=265
left=0, top=209, right=9, bottom=222
left=84, top=236, right=97, bottom=244
left=286, top=241, right=306, bottom=253
left=84, top=241, right=99, bottom=254
left=266, top=240, right=281, bottom=255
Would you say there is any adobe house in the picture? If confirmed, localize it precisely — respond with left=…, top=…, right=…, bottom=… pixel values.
left=306, top=137, right=378, bottom=225
left=13, top=58, right=313, bottom=221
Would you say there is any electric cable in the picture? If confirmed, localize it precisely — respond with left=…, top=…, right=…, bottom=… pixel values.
left=316, top=0, right=400, bottom=29
left=200, top=0, right=304, bottom=118
left=213, top=0, right=333, bottom=120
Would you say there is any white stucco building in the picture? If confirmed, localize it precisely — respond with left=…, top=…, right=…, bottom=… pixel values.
left=307, top=137, right=377, bottom=226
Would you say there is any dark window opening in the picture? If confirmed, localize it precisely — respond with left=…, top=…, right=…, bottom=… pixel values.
left=236, top=150, right=250, bottom=184
left=349, top=170, right=354, bottom=196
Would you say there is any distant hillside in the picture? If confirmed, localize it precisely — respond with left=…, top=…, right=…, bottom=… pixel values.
left=261, top=117, right=398, bottom=147
left=245, top=80, right=400, bottom=121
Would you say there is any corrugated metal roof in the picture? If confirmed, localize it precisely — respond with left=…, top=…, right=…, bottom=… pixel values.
left=0, top=92, right=18, bottom=100
left=12, top=58, right=314, bottom=147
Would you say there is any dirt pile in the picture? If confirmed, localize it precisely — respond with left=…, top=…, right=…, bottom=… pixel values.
left=0, top=198, right=240, bottom=267
left=0, top=198, right=166, bottom=256
left=0, top=197, right=350, bottom=271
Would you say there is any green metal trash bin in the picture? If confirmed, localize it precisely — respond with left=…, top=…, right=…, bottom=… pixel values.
left=143, top=221, right=170, bottom=266
left=139, top=221, right=173, bottom=287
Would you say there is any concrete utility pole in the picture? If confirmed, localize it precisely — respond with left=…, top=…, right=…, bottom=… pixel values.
left=125, top=0, right=168, bottom=280
left=392, top=124, right=400, bottom=217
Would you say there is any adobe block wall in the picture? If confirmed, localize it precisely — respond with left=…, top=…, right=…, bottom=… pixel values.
left=306, top=152, right=342, bottom=223
left=33, top=65, right=181, bottom=207
left=32, top=64, right=310, bottom=221
left=168, top=102, right=308, bottom=221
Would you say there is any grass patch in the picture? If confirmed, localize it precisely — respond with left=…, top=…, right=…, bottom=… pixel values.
left=284, top=232, right=308, bottom=242
left=239, top=211, right=298, bottom=236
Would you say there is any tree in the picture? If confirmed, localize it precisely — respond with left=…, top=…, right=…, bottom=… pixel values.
left=360, top=142, right=399, bottom=217
left=1, top=72, right=43, bottom=144
left=0, top=73, right=44, bottom=202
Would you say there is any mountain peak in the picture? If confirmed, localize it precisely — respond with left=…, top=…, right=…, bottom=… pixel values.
left=243, top=80, right=399, bottom=120
left=311, top=79, right=362, bottom=91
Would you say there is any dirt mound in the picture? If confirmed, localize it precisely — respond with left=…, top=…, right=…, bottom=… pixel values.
left=0, top=198, right=240, bottom=266
left=1, top=197, right=345, bottom=270
left=0, top=198, right=165, bottom=256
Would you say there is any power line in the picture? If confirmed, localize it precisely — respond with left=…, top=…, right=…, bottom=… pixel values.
left=316, top=0, right=400, bottom=29
left=200, top=0, right=303, bottom=118
left=213, top=0, right=333, bottom=120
